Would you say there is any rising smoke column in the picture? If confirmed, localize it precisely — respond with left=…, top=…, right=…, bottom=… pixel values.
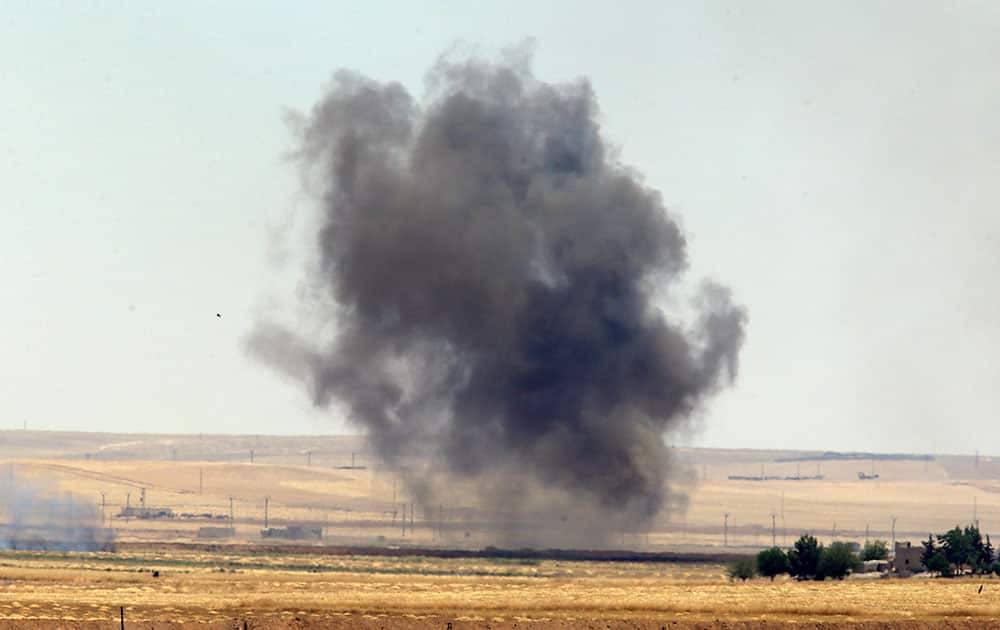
left=250, top=48, right=747, bottom=536
left=0, top=474, right=111, bottom=551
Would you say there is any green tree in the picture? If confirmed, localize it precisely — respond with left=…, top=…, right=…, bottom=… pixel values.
left=961, top=526, right=994, bottom=574
left=861, top=539, right=889, bottom=561
left=788, top=534, right=822, bottom=580
left=965, top=525, right=987, bottom=573
left=817, top=541, right=858, bottom=580
left=939, top=526, right=973, bottom=574
left=936, top=525, right=992, bottom=574
left=980, top=535, right=995, bottom=573
left=756, top=547, right=789, bottom=581
left=728, top=556, right=757, bottom=582
left=925, top=550, right=953, bottom=577
left=920, top=534, right=937, bottom=570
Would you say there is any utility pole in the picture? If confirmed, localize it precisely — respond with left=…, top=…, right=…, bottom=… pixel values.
left=865, top=523, right=870, bottom=545
left=229, top=497, right=234, bottom=528
left=724, top=513, right=729, bottom=547
left=771, top=513, right=776, bottom=547
left=891, top=515, right=897, bottom=551
left=974, top=495, right=979, bottom=528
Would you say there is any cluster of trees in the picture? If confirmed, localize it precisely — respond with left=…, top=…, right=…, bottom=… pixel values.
left=921, top=525, right=995, bottom=576
left=729, top=535, right=866, bottom=581
left=861, top=539, right=889, bottom=561
left=728, top=524, right=1000, bottom=582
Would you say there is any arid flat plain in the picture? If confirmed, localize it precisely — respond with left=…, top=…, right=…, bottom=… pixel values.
left=0, top=430, right=997, bottom=628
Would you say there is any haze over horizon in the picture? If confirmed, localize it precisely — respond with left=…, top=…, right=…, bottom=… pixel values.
left=0, top=426, right=976, bottom=459
left=3, top=2, right=999, bottom=456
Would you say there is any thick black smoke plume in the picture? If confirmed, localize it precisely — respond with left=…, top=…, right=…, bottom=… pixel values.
left=251, top=48, right=746, bottom=541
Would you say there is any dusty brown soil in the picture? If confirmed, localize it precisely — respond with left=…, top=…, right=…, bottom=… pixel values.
left=0, top=615, right=993, bottom=629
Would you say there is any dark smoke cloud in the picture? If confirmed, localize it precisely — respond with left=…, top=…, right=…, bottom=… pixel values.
left=250, top=47, right=746, bottom=540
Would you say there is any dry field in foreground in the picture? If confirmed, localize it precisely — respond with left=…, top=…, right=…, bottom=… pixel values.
left=3, top=433, right=1000, bottom=626
left=0, top=549, right=996, bottom=628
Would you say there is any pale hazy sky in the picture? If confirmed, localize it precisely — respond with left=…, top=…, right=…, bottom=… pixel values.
left=2, top=1, right=998, bottom=454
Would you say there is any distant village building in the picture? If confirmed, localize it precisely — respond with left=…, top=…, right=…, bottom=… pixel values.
left=196, top=526, right=235, bottom=539
left=891, top=541, right=923, bottom=575
left=118, top=506, right=175, bottom=520
left=859, top=559, right=890, bottom=573
left=260, top=525, right=322, bottom=540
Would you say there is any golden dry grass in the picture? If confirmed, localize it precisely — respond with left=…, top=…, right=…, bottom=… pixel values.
left=0, top=550, right=995, bottom=626
left=0, top=434, right=999, bottom=627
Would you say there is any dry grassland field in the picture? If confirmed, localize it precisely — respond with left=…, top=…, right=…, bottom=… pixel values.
left=0, top=431, right=999, bottom=628
left=0, top=550, right=999, bottom=629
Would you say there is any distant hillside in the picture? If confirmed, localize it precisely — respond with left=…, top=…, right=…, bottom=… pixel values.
left=0, top=429, right=988, bottom=480
left=0, top=430, right=366, bottom=468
